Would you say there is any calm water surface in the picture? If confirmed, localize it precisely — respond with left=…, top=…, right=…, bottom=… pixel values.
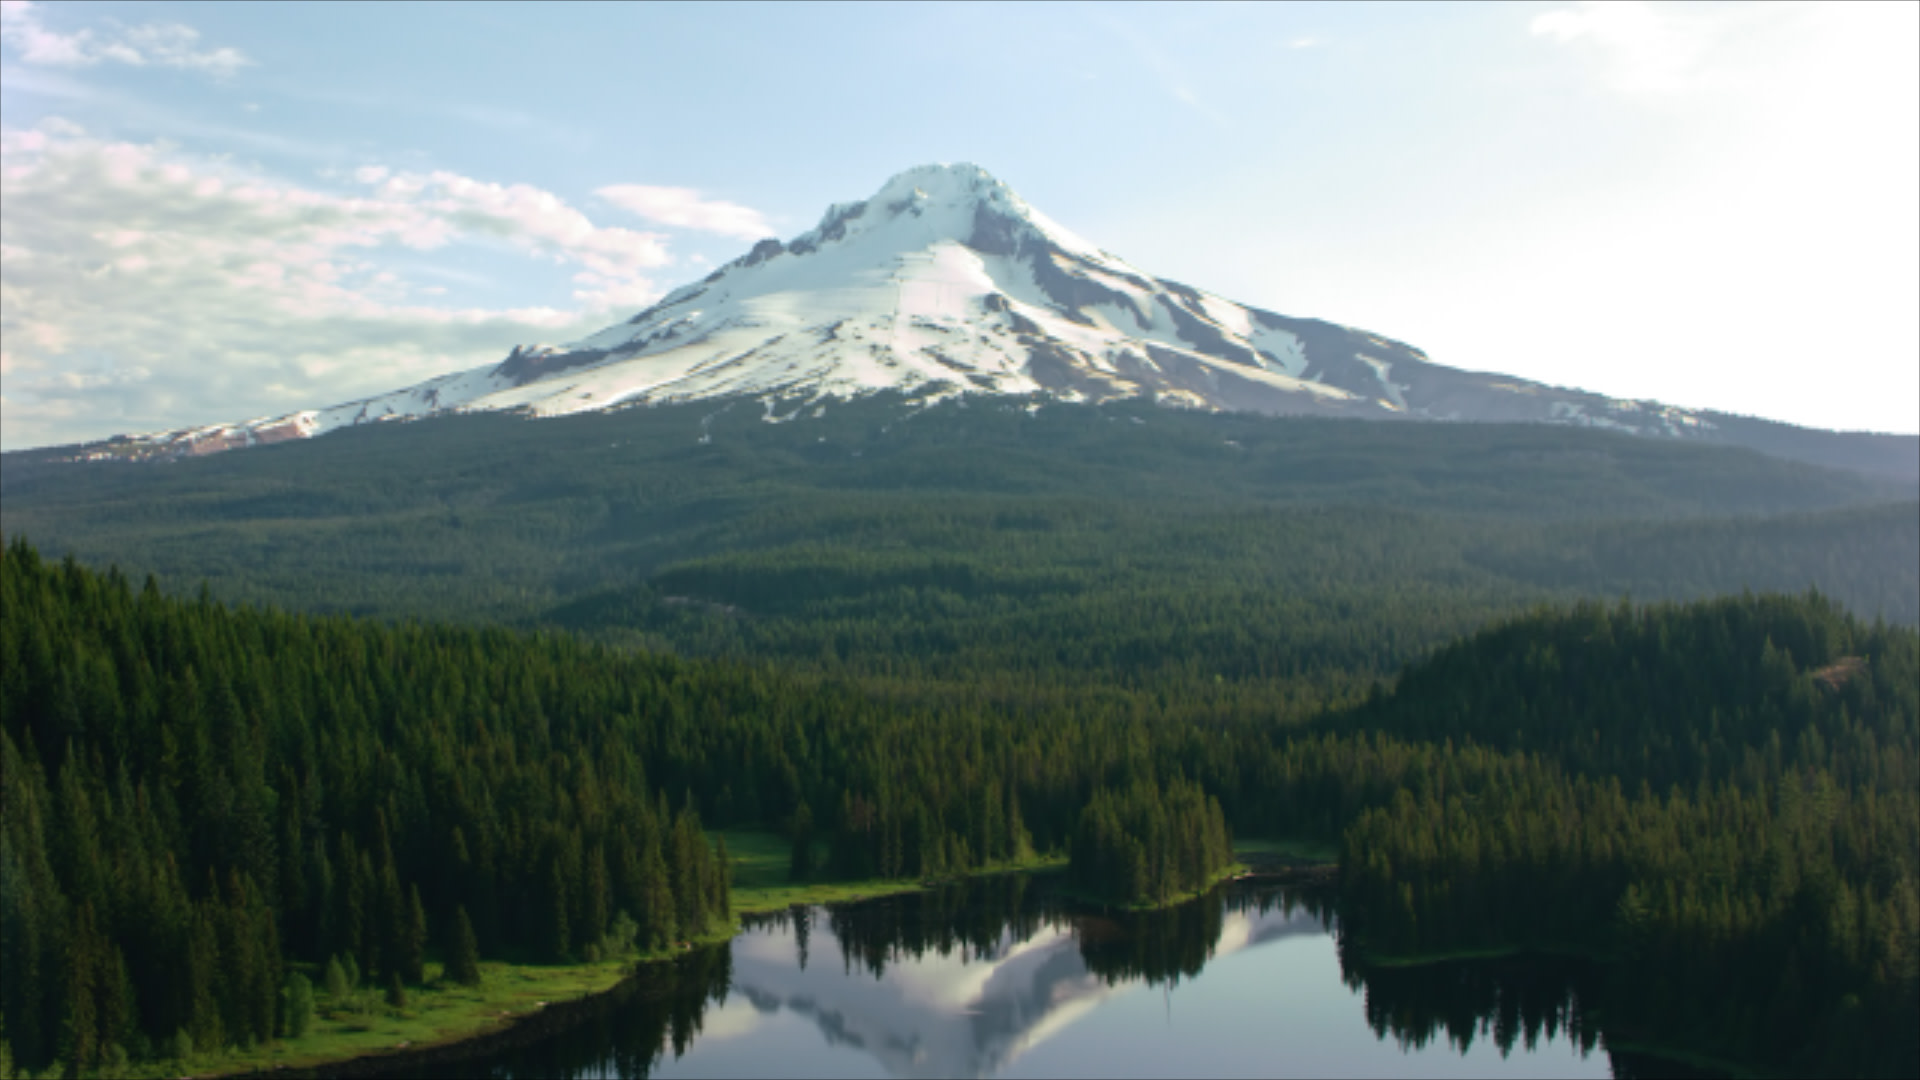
left=413, top=875, right=1689, bottom=1079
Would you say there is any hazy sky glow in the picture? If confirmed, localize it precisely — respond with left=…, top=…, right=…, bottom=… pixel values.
left=2, top=0, right=1915, bottom=449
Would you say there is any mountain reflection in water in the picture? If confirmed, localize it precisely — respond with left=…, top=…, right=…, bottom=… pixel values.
left=389, top=876, right=1686, bottom=1080
left=722, top=885, right=1328, bottom=1078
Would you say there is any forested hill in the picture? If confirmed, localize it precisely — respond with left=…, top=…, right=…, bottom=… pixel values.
left=1339, top=591, right=1919, bottom=789
left=1328, top=595, right=1919, bottom=1077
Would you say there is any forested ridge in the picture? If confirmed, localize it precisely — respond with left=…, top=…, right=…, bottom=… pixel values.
left=4, top=536, right=1916, bottom=1076
left=5, top=400, right=1914, bottom=719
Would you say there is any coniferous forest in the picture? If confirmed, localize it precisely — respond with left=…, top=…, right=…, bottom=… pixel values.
left=4, top=539, right=1915, bottom=1076
left=3, top=400, right=1917, bottom=1077
left=0, top=543, right=733, bottom=1073
left=1068, top=777, right=1233, bottom=906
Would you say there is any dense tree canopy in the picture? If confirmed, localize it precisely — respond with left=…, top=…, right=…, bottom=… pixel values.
left=0, top=542, right=730, bottom=1072
left=3, top=519, right=1915, bottom=1075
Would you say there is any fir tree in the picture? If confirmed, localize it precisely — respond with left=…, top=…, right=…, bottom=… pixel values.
left=322, top=955, right=348, bottom=1004
left=788, top=801, right=815, bottom=882
left=282, top=973, right=313, bottom=1039
left=445, top=906, right=482, bottom=986
left=543, top=860, right=571, bottom=962
left=401, top=886, right=427, bottom=986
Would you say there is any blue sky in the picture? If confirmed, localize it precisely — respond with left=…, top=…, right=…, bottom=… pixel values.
left=3, top=0, right=1915, bottom=449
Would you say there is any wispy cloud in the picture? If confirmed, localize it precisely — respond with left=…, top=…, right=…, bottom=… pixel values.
left=1529, top=0, right=1808, bottom=96
left=1087, top=6, right=1230, bottom=130
left=596, top=184, right=774, bottom=241
left=0, top=0, right=252, bottom=77
left=0, top=122, right=675, bottom=448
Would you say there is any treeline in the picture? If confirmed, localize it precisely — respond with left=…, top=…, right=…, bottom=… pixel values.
left=1345, top=591, right=1919, bottom=790
left=821, top=778, right=1034, bottom=883
left=1067, top=777, right=1232, bottom=906
left=0, top=542, right=731, bottom=1073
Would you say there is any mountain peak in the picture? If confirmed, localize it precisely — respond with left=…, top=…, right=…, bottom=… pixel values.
left=870, top=161, right=1006, bottom=202
left=770, top=161, right=1105, bottom=267
left=91, top=163, right=1770, bottom=463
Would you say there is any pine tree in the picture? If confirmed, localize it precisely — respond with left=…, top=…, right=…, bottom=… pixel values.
left=185, top=905, right=223, bottom=1056
left=712, top=835, right=733, bottom=922
left=584, top=846, right=610, bottom=948
left=282, top=972, right=313, bottom=1038
left=99, top=944, right=136, bottom=1065
left=445, top=906, right=482, bottom=986
left=376, top=854, right=405, bottom=982
left=0, top=825, right=49, bottom=1073
left=671, top=804, right=708, bottom=937
left=61, top=903, right=100, bottom=1074
left=638, top=836, right=676, bottom=950
left=401, top=885, right=427, bottom=985
left=788, top=801, right=815, bottom=882
left=322, top=955, right=349, bottom=1004
left=543, top=860, right=571, bottom=962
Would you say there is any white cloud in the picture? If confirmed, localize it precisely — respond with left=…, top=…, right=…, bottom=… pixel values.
left=0, top=123, right=678, bottom=449
left=1530, top=0, right=1735, bottom=94
left=596, top=184, right=774, bottom=240
left=366, top=169, right=674, bottom=278
left=0, top=0, right=252, bottom=77
left=1526, top=1, right=1894, bottom=99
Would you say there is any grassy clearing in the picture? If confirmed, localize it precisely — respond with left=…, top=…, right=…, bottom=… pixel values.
left=86, top=925, right=738, bottom=1080
left=66, top=829, right=1177, bottom=1077
left=1232, top=836, right=1339, bottom=864
left=90, top=957, right=634, bottom=1079
left=723, top=830, right=1336, bottom=916
left=52, top=829, right=1060, bottom=1078
left=719, top=827, right=1067, bottom=915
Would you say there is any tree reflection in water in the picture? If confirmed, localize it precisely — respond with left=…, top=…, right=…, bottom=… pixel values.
left=379, top=876, right=1700, bottom=1079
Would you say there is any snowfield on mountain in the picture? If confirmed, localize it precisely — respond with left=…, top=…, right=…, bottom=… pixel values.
left=96, top=164, right=1895, bottom=470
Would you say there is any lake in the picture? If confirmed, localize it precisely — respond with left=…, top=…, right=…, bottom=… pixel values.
left=395, top=874, right=1705, bottom=1079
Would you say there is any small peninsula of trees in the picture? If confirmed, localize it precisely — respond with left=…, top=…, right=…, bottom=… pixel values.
left=1068, top=777, right=1232, bottom=906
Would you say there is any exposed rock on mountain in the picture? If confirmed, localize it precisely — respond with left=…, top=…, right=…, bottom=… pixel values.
left=77, top=164, right=1917, bottom=483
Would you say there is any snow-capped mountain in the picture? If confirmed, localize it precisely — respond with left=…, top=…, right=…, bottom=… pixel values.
left=76, top=163, right=1805, bottom=460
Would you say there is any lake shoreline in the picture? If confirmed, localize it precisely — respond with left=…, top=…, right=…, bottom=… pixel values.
left=204, top=866, right=1069, bottom=1078
left=187, top=841, right=1333, bottom=1080
left=1345, top=940, right=1769, bottom=1079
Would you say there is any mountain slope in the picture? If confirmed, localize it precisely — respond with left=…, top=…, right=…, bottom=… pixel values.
left=8, top=396, right=1913, bottom=719
left=71, top=163, right=1913, bottom=480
